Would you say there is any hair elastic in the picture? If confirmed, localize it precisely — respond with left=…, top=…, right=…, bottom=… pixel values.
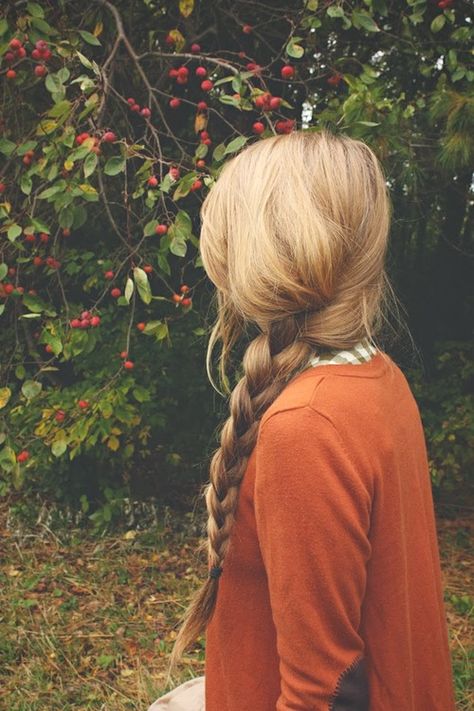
left=209, top=565, right=223, bottom=579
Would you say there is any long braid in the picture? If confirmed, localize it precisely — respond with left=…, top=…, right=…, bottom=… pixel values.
left=166, top=315, right=314, bottom=679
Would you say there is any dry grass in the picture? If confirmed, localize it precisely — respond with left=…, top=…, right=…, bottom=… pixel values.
left=0, top=498, right=472, bottom=710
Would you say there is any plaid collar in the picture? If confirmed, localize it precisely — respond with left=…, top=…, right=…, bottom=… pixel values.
left=308, top=337, right=378, bottom=368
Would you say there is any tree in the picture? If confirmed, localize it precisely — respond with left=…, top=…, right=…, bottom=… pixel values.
left=0, top=0, right=472, bottom=509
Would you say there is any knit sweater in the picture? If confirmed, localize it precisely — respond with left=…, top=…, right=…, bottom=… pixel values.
left=204, top=347, right=456, bottom=710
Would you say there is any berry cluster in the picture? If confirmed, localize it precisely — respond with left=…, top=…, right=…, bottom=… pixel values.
left=69, top=310, right=101, bottom=329
left=126, top=97, right=151, bottom=118
left=4, top=37, right=52, bottom=80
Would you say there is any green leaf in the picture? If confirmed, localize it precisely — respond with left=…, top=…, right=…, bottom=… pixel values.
left=0, top=263, right=8, bottom=281
left=0, top=138, right=16, bottom=156
left=79, top=30, right=101, bottom=46
left=59, top=206, right=74, bottom=229
left=22, top=380, right=42, bottom=400
left=104, top=157, right=126, bottom=176
left=84, top=151, right=98, bottom=178
left=286, top=37, right=305, bottom=59
left=20, top=174, right=32, bottom=196
left=224, top=136, right=248, bottom=155
left=0, top=446, right=16, bottom=473
left=144, top=219, right=158, bottom=236
left=431, top=14, right=446, bottom=33
left=31, top=16, right=57, bottom=34
left=352, top=10, right=380, bottom=32
left=47, top=99, right=72, bottom=119
left=27, top=1, right=45, bottom=18
left=157, top=253, right=171, bottom=275
left=52, top=439, right=67, bottom=457
left=7, top=224, right=22, bottom=242
left=23, top=294, right=48, bottom=313
left=45, top=72, right=65, bottom=95
left=327, top=5, right=344, bottom=18
left=133, top=268, right=152, bottom=305
left=124, top=277, right=134, bottom=304
left=0, top=19, right=8, bottom=36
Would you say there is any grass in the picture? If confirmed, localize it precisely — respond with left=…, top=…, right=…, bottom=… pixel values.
left=0, top=497, right=472, bottom=710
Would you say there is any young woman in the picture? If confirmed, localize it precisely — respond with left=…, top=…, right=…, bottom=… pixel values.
left=148, top=129, right=456, bottom=710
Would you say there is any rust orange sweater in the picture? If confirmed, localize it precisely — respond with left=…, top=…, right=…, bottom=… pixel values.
left=204, top=350, right=456, bottom=710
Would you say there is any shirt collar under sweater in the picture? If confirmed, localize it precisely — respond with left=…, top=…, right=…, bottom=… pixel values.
left=307, top=337, right=378, bottom=368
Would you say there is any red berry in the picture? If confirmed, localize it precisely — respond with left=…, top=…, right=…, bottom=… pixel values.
left=120, top=350, right=128, bottom=359
left=197, top=100, right=208, bottom=111
left=165, top=33, right=175, bottom=45
left=34, top=65, right=47, bottom=77
left=0, top=183, right=5, bottom=193
left=141, top=107, right=151, bottom=118
left=4, top=284, right=14, bottom=294
left=155, top=223, right=168, bottom=235
left=80, top=319, right=90, bottom=329
left=200, top=79, right=213, bottom=92
left=45, top=344, right=54, bottom=353
left=102, top=131, right=117, bottom=143
left=281, top=65, right=295, bottom=79
left=17, top=450, right=29, bottom=463
left=169, top=166, right=180, bottom=180
left=196, top=159, right=206, bottom=169
left=33, top=256, right=43, bottom=266
left=143, top=265, right=153, bottom=274
left=181, top=297, right=192, bottom=307
left=62, top=228, right=71, bottom=237
left=6, top=69, right=17, bottom=80
left=172, top=293, right=182, bottom=303
left=169, top=97, right=181, bottom=108
left=39, top=232, right=49, bottom=243
left=190, top=179, right=202, bottom=191
left=148, top=176, right=158, bottom=187
left=111, top=288, right=121, bottom=298
left=190, top=43, right=201, bottom=53
left=127, top=97, right=135, bottom=105
left=31, top=48, right=41, bottom=60
left=104, top=270, right=114, bottom=280
left=269, top=96, right=281, bottom=110
left=177, top=66, right=189, bottom=78
left=81, top=311, right=91, bottom=320
left=131, top=103, right=141, bottom=112
left=168, top=68, right=179, bottom=78
left=123, top=360, right=134, bottom=370
left=136, top=322, right=146, bottom=331
left=78, top=399, right=89, bottom=409
left=55, top=410, right=65, bottom=422
left=9, top=38, right=22, bottom=51
left=180, top=284, right=190, bottom=293
left=70, top=318, right=81, bottom=328
left=195, top=66, right=207, bottom=78
left=252, top=121, right=265, bottom=135
left=90, top=315, right=101, bottom=327
left=242, top=24, right=252, bottom=34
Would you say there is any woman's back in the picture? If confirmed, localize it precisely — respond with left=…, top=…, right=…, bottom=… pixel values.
left=204, top=349, right=456, bottom=710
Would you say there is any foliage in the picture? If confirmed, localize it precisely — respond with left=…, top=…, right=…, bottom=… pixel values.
left=405, top=341, right=474, bottom=492
left=0, top=0, right=473, bottom=509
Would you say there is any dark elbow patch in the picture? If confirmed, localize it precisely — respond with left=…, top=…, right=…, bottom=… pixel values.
left=328, top=655, right=369, bottom=711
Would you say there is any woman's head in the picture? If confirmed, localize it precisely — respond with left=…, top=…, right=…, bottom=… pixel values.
left=200, top=128, right=392, bottom=356
left=167, top=128, right=397, bottom=678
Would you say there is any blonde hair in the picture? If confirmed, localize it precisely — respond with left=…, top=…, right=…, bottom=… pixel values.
left=166, top=127, right=399, bottom=678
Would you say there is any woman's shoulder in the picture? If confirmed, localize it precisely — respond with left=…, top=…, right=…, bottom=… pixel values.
left=258, top=350, right=412, bottom=441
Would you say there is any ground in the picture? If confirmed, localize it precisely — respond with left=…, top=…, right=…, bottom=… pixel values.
left=0, top=497, right=472, bottom=710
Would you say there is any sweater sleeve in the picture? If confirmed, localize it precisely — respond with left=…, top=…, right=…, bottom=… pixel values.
left=254, top=405, right=372, bottom=711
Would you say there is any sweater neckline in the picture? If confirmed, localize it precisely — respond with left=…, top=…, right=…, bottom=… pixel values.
left=291, top=347, right=391, bottom=384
